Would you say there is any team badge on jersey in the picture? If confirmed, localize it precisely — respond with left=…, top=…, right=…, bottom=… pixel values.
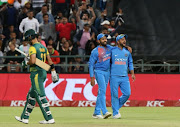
left=125, top=54, right=128, bottom=57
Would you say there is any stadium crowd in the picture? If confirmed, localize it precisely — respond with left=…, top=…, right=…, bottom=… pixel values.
left=0, top=0, right=124, bottom=73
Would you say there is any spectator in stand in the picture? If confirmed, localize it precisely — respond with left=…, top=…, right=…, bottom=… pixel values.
left=101, top=19, right=121, bottom=35
left=3, top=25, right=19, bottom=41
left=61, top=37, right=67, bottom=44
left=76, top=5, right=96, bottom=31
left=47, top=36, right=56, bottom=49
left=19, top=10, right=39, bottom=34
left=4, top=42, right=23, bottom=72
left=59, top=40, right=76, bottom=72
left=14, top=0, right=29, bottom=10
left=46, top=44, right=60, bottom=73
left=39, top=13, right=56, bottom=43
left=10, top=32, right=20, bottom=44
left=74, top=23, right=96, bottom=56
left=85, top=40, right=97, bottom=56
left=31, top=0, right=45, bottom=15
left=56, top=16, right=76, bottom=40
left=37, top=35, right=46, bottom=47
left=95, top=9, right=108, bottom=32
left=101, top=23, right=120, bottom=45
left=35, top=4, right=55, bottom=24
left=4, top=32, right=20, bottom=52
left=68, top=40, right=78, bottom=55
left=17, top=6, right=28, bottom=26
left=19, top=40, right=30, bottom=67
left=69, top=7, right=77, bottom=22
left=59, top=40, right=74, bottom=63
left=109, top=18, right=116, bottom=31
left=9, top=31, right=20, bottom=44
left=19, top=40, right=30, bottom=54
left=3, top=2, right=18, bottom=28
left=69, top=55, right=84, bottom=72
left=2, top=25, right=19, bottom=51
left=24, top=1, right=32, bottom=11
left=101, top=20, right=110, bottom=29
left=54, top=11, right=63, bottom=22
left=4, top=38, right=20, bottom=53
left=56, top=37, right=67, bottom=51
left=76, top=1, right=89, bottom=16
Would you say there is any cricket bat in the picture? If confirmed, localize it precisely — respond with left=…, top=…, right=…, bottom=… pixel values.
left=15, top=48, right=50, bottom=71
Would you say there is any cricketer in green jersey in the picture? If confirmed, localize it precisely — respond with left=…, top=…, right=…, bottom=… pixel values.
left=15, top=29, right=59, bottom=124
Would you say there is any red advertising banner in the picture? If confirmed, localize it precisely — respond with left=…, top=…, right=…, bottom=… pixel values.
left=0, top=74, right=180, bottom=107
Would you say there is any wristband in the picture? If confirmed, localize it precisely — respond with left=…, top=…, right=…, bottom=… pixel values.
left=50, top=64, right=55, bottom=70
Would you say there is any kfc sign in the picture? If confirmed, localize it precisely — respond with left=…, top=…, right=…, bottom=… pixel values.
left=146, top=101, right=165, bottom=107
left=1, top=74, right=180, bottom=107
left=44, top=78, right=99, bottom=101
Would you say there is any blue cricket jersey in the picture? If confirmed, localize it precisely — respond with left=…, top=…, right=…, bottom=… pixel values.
left=89, top=45, right=112, bottom=77
left=111, top=46, right=134, bottom=76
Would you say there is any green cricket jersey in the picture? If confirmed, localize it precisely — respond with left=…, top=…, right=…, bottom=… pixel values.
left=29, top=42, right=49, bottom=72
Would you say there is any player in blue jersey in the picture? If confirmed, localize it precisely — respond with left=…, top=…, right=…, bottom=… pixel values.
left=89, top=33, right=112, bottom=119
left=110, top=34, right=135, bottom=119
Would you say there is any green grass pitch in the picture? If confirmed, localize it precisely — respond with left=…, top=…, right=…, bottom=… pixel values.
left=0, top=107, right=180, bottom=127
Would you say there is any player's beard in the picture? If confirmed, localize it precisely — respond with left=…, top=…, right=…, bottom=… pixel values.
left=117, top=41, right=125, bottom=48
left=120, top=43, right=125, bottom=47
left=100, top=41, right=107, bottom=47
left=120, top=40, right=126, bottom=47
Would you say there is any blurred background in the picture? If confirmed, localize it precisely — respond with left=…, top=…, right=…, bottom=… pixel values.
left=0, top=0, right=180, bottom=73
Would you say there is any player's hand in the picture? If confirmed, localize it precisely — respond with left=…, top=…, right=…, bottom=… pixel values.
left=127, top=46, right=132, bottom=53
left=90, top=77, right=95, bottom=86
left=26, top=54, right=30, bottom=60
left=51, top=70, right=59, bottom=83
left=131, top=74, right=136, bottom=82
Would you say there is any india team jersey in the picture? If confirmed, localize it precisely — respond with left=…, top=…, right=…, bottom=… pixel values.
left=89, top=45, right=112, bottom=77
left=29, top=42, right=49, bottom=72
left=111, top=46, right=134, bottom=76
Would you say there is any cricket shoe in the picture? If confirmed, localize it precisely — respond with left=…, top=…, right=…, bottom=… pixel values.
left=113, top=113, right=121, bottom=119
left=39, top=119, right=55, bottom=124
left=103, top=112, right=112, bottom=119
left=15, top=116, right=28, bottom=124
left=92, top=114, right=103, bottom=119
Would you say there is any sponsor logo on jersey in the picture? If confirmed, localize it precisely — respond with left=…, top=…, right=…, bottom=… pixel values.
left=115, top=58, right=127, bottom=65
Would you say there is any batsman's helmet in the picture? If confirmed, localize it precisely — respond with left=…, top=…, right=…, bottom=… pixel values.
left=24, top=29, right=38, bottom=41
